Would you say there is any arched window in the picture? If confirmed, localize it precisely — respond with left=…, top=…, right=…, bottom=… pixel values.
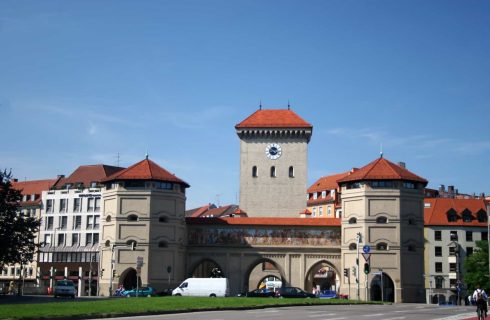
left=407, top=244, right=416, bottom=252
left=349, top=217, right=357, bottom=224
left=376, top=216, right=388, bottom=224
left=252, top=166, right=258, bottom=177
left=126, top=240, right=137, bottom=249
left=127, top=214, right=138, bottom=222
left=376, top=242, right=388, bottom=251
left=158, top=240, right=168, bottom=248
left=105, top=215, right=111, bottom=222
left=159, top=216, right=168, bottom=223
left=270, top=166, right=276, bottom=178
left=289, top=166, right=294, bottom=178
left=105, top=240, right=111, bottom=247
left=349, top=243, right=357, bottom=250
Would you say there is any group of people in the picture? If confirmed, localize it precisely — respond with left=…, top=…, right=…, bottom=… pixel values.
left=114, top=284, right=126, bottom=296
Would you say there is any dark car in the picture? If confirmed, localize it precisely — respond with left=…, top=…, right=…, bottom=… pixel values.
left=53, top=280, right=77, bottom=299
left=275, top=287, right=317, bottom=298
left=246, top=288, right=275, bottom=297
left=122, top=286, right=157, bottom=297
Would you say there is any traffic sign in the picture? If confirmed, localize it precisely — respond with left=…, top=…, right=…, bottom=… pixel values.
left=363, top=245, right=371, bottom=253
left=362, top=253, right=371, bottom=262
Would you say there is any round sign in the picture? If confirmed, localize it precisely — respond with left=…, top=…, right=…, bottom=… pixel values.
left=363, top=245, right=371, bottom=253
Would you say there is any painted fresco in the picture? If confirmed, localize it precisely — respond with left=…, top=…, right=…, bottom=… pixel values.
left=188, top=227, right=341, bottom=246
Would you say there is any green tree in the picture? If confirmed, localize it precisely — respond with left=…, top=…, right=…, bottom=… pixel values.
left=464, top=240, right=490, bottom=291
left=0, top=169, right=40, bottom=266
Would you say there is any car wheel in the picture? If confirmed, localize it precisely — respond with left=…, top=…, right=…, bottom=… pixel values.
left=210, top=294, right=216, bottom=297
left=174, top=293, right=181, bottom=296
left=126, top=294, right=131, bottom=298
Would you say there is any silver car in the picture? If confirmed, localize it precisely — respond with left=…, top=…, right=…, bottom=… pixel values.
left=54, top=280, right=77, bottom=299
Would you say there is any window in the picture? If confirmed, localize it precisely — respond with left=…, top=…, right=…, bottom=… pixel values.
left=408, top=244, right=416, bottom=252
left=60, top=216, right=68, bottom=230
left=435, top=247, right=442, bottom=257
left=57, top=233, right=65, bottom=246
left=158, top=216, right=167, bottom=223
left=158, top=240, right=167, bottom=248
left=327, top=206, right=331, bottom=216
left=376, top=243, right=388, bottom=251
left=435, top=276, right=444, bottom=289
left=450, top=279, right=457, bottom=288
left=93, top=233, right=99, bottom=245
left=462, top=210, right=472, bottom=222
left=482, top=231, right=488, bottom=241
left=252, top=166, right=258, bottom=177
left=313, top=193, right=317, bottom=200
left=466, top=231, right=473, bottom=242
left=74, top=216, right=82, bottom=230
left=59, top=199, right=68, bottom=213
left=371, top=180, right=394, bottom=188
left=270, top=166, right=276, bottom=177
left=346, top=182, right=361, bottom=189
left=289, top=166, right=294, bottom=178
left=86, top=233, right=93, bottom=246
left=87, top=216, right=94, bottom=229
left=73, top=198, right=81, bottom=212
left=94, top=216, right=100, bottom=229
left=435, top=262, right=443, bottom=273
left=46, top=199, right=53, bottom=213
left=349, top=217, right=357, bottom=224
left=376, top=216, right=388, bottom=224
left=403, top=182, right=415, bottom=189
left=312, top=207, right=316, bottom=217
left=467, top=247, right=473, bottom=256
left=72, top=233, right=79, bottom=246
left=349, top=243, right=357, bottom=250
left=435, top=231, right=442, bottom=241
left=321, top=191, right=326, bottom=198
left=46, top=216, right=54, bottom=230
left=477, top=210, right=487, bottom=223
left=450, top=231, right=458, bottom=241
left=319, top=206, right=323, bottom=216
left=449, top=263, right=457, bottom=272
left=94, top=198, right=100, bottom=212
left=88, top=198, right=94, bottom=212
left=127, top=214, right=138, bottom=222
left=44, top=234, right=51, bottom=246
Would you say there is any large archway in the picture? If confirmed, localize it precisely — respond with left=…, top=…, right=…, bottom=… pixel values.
left=244, top=258, right=284, bottom=293
left=190, top=259, right=225, bottom=278
left=370, top=272, right=395, bottom=302
left=305, top=261, right=338, bottom=294
left=120, top=268, right=140, bottom=290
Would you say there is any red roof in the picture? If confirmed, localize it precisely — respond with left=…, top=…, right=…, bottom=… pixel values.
left=186, top=217, right=341, bottom=227
left=56, top=164, right=124, bottom=189
left=235, top=109, right=312, bottom=129
left=424, top=198, right=488, bottom=226
left=12, top=179, right=58, bottom=205
left=308, top=171, right=351, bottom=193
left=102, top=158, right=189, bottom=187
left=337, top=157, right=428, bottom=184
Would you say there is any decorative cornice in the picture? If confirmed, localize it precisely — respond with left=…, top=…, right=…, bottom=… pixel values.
left=236, top=128, right=312, bottom=142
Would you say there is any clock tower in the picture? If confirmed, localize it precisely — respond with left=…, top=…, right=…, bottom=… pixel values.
left=235, top=108, right=313, bottom=217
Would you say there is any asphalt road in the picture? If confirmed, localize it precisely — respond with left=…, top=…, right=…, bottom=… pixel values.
left=89, top=304, right=478, bottom=320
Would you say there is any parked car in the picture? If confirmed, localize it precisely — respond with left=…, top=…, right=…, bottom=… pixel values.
left=122, top=286, right=157, bottom=297
left=53, top=280, right=77, bottom=299
left=246, top=288, right=275, bottom=297
left=318, top=290, right=338, bottom=299
left=275, top=287, right=317, bottom=298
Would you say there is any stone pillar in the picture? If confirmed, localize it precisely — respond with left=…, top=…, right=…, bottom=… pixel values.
left=78, top=266, right=84, bottom=297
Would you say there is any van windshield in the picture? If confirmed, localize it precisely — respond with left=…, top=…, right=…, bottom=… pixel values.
left=179, top=282, right=188, bottom=288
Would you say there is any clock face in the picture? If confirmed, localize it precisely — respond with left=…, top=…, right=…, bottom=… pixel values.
left=265, top=143, right=282, bottom=160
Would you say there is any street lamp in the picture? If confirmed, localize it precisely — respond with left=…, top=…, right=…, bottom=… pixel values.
left=356, top=232, right=362, bottom=300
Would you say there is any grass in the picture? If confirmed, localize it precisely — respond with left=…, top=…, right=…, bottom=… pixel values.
left=0, top=297, right=378, bottom=319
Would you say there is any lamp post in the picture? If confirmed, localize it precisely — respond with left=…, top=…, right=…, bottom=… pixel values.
left=356, top=232, right=362, bottom=300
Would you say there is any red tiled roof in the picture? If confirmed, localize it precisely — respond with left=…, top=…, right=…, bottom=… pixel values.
left=12, top=179, right=58, bottom=205
left=56, top=164, right=124, bottom=189
left=235, top=109, right=312, bottom=129
left=424, top=198, right=488, bottom=226
left=307, top=195, right=334, bottom=206
left=337, top=157, right=428, bottom=184
left=102, top=158, right=190, bottom=187
left=308, top=171, right=351, bottom=193
left=186, top=217, right=341, bottom=227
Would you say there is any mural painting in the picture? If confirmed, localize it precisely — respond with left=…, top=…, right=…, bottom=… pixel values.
left=188, top=227, right=341, bottom=246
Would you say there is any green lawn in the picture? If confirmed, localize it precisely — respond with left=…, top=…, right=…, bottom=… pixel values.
left=0, top=297, right=376, bottom=319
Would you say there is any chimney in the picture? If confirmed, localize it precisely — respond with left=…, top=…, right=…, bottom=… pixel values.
left=439, top=184, right=445, bottom=193
left=448, top=186, right=455, bottom=194
left=398, top=162, right=406, bottom=168
left=480, top=193, right=485, bottom=199
left=57, top=175, right=65, bottom=179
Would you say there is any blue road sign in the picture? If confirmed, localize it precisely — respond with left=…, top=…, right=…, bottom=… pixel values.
left=363, top=245, right=371, bottom=253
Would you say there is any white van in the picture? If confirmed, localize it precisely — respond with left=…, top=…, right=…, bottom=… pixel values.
left=172, top=278, right=229, bottom=297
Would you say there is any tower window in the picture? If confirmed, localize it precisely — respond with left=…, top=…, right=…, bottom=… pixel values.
left=252, top=166, right=258, bottom=177
left=376, top=216, right=388, bottom=224
left=270, top=166, right=276, bottom=177
left=289, top=166, right=294, bottom=178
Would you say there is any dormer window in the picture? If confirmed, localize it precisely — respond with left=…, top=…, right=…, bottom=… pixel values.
left=321, top=191, right=326, bottom=198
left=90, top=182, right=97, bottom=188
left=462, top=209, right=472, bottom=222
left=477, top=209, right=487, bottom=223
left=313, top=193, right=317, bottom=200
left=447, top=209, right=457, bottom=222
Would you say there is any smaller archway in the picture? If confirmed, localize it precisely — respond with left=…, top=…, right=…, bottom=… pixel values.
left=119, top=268, right=140, bottom=291
left=244, top=258, right=284, bottom=293
left=370, top=272, right=395, bottom=302
left=305, top=261, right=337, bottom=294
left=190, top=259, right=225, bottom=278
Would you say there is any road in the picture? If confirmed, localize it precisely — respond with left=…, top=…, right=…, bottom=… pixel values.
left=90, top=304, right=478, bottom=320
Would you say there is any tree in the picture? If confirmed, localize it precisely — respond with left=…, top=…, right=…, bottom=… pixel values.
left=0, top=169, right=40, bottom=266
left=464, top=240, right=490, bottom=291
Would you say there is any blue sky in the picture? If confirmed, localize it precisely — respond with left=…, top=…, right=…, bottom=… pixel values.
left=1, top=0, right=489, bottom=209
